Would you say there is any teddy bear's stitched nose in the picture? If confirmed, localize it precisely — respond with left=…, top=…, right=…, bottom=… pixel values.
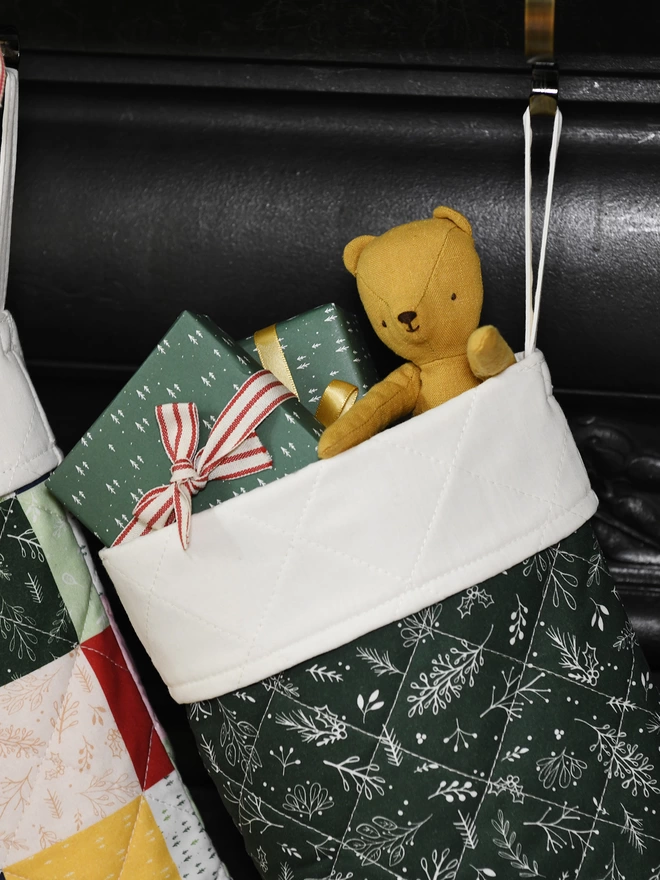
left=397, top=311, right=417, bottom=326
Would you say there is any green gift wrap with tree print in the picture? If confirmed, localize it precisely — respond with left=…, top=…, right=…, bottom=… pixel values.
left=239, top=303, right=379, bottom=424
left=47, top=311, right=323, bottom=547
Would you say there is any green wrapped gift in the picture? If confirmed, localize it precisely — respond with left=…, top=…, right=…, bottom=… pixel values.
left=239, top=302, right=379, bottom=426
left=48, top=311, right=322, bottom=547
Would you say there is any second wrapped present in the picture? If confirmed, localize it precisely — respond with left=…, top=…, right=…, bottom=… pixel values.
left=239, top=302, right=379, bottom=426
left=47, top=311, right=322, bottom=547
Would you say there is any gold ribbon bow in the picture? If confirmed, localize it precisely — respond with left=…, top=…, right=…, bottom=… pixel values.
left=253, top=324, right=358, bottom=427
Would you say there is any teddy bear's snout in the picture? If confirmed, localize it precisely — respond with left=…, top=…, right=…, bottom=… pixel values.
left=397, top=311, right=419, bottom=332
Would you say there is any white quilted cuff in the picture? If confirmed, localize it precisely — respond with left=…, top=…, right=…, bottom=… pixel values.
left=0, top=310, right=60, bottom=495
left=101, top=351, right=598, bottom=704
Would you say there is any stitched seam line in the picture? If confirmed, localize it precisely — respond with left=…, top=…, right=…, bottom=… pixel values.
left=574, top=642, right=637, bottom=878
left=378, top=438, right=587, bottom=516
left=329, top=639, right=420, bottom=877
left=238, top=468, right=325, bottom=687
left=165, top=493, right=596, bottom=690
left=236, top=689, right=276, bottom=833
left=453, top=541, right=557, bottom=875
left=405, top=393, right=478, bottom=587
left=0, top=443, right=58, bottom=477
left=535, top=419, right=570, bottom=556
left=256, top=664, right=660, bottom=843
left=143, top=540, right=173, bottom=660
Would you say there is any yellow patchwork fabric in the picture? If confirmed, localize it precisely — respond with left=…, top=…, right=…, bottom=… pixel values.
left=5, top=796, right=179, bottom=880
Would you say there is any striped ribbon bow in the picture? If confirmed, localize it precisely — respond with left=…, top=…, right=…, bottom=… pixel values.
left=113, top=370, right=294, bottom=549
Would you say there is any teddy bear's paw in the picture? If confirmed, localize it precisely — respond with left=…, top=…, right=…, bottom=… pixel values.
left=467, top=325, right=516, bottom=380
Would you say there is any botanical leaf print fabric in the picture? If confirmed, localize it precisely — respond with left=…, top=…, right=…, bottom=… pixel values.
left=0, top=482, right=227, bottom=880
left=189, top=523, right=660, bottom=880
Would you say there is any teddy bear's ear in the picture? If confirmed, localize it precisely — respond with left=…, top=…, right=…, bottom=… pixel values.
left=432, top=206, right=473, bottom=237
left=343, top=235, right=376, bottom=276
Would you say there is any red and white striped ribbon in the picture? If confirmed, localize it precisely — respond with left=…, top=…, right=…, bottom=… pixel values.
left=113, top=370, right=294, bottom=549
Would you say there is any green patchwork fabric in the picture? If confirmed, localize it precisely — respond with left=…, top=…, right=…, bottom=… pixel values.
left=189, top=523, right=660, bottom=879
left=0, top=494, right=77, bottom=684
left=18, top=484, right=108, bottom=642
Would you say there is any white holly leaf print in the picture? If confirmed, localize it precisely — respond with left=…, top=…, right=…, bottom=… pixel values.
left=458, top=586, right=494, bottom=619
left=490, top=776, right=525, bottom=803
left=256, top=846, right=268, bottom=872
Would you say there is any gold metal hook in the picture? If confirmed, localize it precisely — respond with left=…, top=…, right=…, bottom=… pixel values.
left=0, top=26, right=19, bottom=69
left=526, top=0, right=557, bottom=116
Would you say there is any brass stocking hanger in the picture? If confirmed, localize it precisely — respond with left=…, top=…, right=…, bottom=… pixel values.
left=0, top=26, right=19, bottom=70
left=526, top=0, right=558, bottom=115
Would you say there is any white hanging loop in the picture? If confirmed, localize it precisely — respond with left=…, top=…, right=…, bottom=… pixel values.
left=524, top=104, right=562, bottom=357
left=0, top=64, right=18, bottom=312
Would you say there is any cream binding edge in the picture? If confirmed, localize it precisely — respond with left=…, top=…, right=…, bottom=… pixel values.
left=101, top=352, right=597, bottom=704
left=0, top=69, right=60, bottom=496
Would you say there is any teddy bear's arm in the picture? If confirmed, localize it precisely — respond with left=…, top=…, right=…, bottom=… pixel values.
left=317, top=363, right=421, bottom=459
left=467, top=325, right=516, bottom=380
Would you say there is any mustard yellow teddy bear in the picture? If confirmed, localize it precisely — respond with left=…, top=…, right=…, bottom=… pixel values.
left=318, top=206, right=516, bottom=459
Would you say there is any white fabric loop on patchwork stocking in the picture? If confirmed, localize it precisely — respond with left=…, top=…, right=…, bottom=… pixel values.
left=0, top=67, right=60, bottom=495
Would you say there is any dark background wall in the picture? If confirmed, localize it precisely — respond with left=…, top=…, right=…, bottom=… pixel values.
left=3, top=0, right=660, bottom=65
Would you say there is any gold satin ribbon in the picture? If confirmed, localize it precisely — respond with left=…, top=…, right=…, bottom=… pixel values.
left=253, top=323, right=358, bottom=427
left=314, top=380, right=358, bottom=427
left=253, top=324, right=299, bottom=398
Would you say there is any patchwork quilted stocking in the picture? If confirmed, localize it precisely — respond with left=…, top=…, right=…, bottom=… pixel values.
left=0, top=63, right=228, bottom=879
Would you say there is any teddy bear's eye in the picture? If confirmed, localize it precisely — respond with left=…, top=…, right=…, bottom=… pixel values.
left=451, top=293, right=457, bottom=301
left=382, top=320, right=387, bottom=327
